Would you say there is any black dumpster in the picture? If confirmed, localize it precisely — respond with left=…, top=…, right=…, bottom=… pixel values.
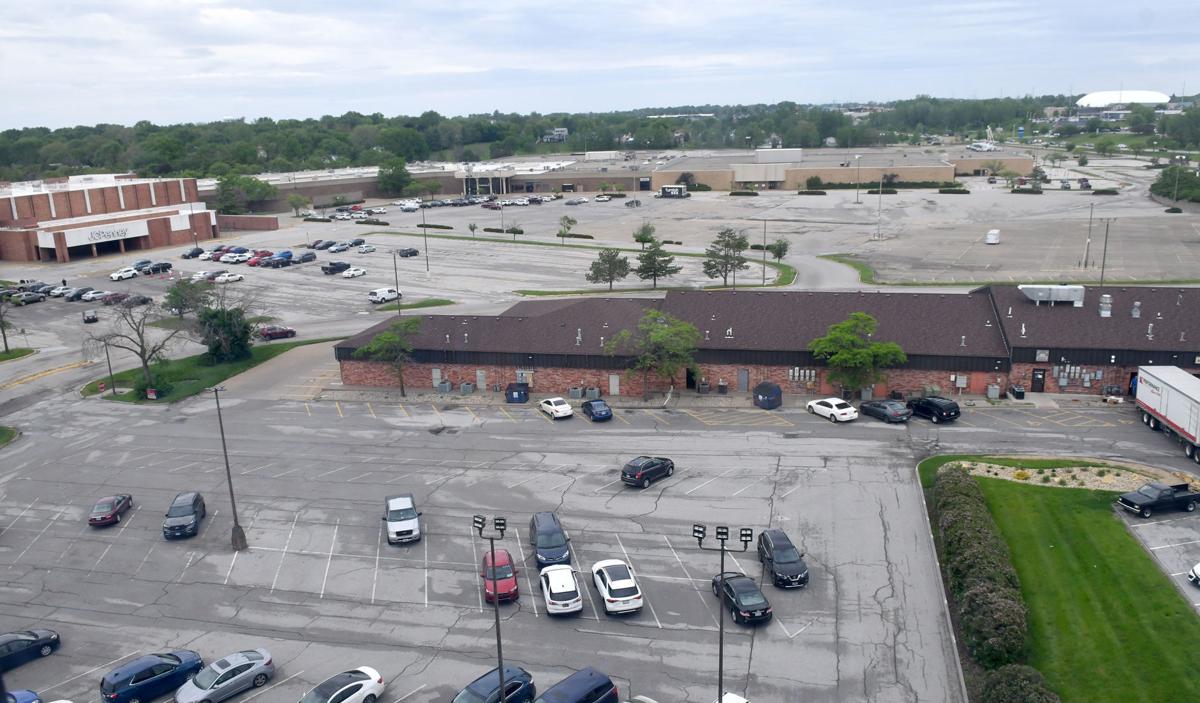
left=505, top=382, right=530, bottom=403
left=753, top=382, right=782, bottom=410
left=1008, top=384, right=1026, bottom=400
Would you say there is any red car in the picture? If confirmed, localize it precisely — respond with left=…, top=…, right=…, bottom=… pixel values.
left=247, top=256, right=266, bottom=267
left=89, top=494, right=133, bottom=526
left=253, top=249, right=274, bottom=257
left=101, top=292, right=130, bottom=306
left=258, top=325, right=297, bottom=340
left=481, top=202, right=501, bottom=210
left=482, top=549, right=520, bottom=603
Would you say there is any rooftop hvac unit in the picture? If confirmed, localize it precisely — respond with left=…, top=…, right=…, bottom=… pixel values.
left=985, top=229, right=1000, bottom=244
left=1017, top=284, right=1085, bottom=307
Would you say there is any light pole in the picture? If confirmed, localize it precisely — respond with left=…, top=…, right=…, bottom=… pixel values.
left=854, top=154, right=862, bottom=204
left=761, top=220, right=767, bottom=285
left=1099, top=219, right=1113, bottom=288
left=391, top=250, right=402, bottom=315
left=420, top=206, right=430, bottom=273
left=1174, top=163, right=1183, bottom=202
left=693, top=524, right=754, bottom=703
left=207, top=386, right=247, bottom=550
left=474, top=515, right=508, bottom=699
left=876, top=171, right=884, bottom=240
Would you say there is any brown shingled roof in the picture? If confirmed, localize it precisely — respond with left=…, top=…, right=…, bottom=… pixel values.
left=989, top=286, right=1200, bottom=351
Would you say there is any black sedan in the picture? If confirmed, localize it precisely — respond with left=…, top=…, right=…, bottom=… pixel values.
left=0, top=629, right=60, bottom=671
left=621, top=456, right=674, bottom=488
left=89, top=494, right=133, bottom=526
left=397, top=248, right=420, bottom=257
left=859, top=399, right=913, bottom=423
left=711, top=572, right=772, bottom=625
left=580, top=399, right=612, bottom=422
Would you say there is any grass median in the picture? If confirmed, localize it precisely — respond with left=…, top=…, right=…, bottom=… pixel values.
left=0, top=426, right=17, bottom=448
left=0, top=348, right=35, bottom=362
left=919, top=455, right=1200, bottom=702
left=374, top=298, right=456, bottom=312
left=82, top=336, right=344, bottom=403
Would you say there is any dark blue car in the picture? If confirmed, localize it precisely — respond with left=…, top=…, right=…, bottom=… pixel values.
left=7, top=691, right=42, bottom=703
left=452, top=666, right=535, bottom=703
left=580, top=399, right=612, bottom=422
left=101, top=650, right=204, bottom=703
left=534, top=668, right=618, bottom=703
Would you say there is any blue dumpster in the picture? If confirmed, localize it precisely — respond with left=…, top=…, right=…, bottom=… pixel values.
left=505, top=383, right=530, bottom=403
left=753, top=382, right=782, bottom=410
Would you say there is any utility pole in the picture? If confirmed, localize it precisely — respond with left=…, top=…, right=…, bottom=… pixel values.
left=474, top=515, right=508, bottom=702
left=392, top=251, right=402, bottom=315
left=103, top=339, right=116, bottom=397
left=761, top=220, right=767, bottom=285
left=421, top=205, right=430, bottom=273
left=1083, top=202, right=1094, bottom=268
left=876, top=172, right=884, bottom=240
left=1099, top=219, right=1112, bottom=288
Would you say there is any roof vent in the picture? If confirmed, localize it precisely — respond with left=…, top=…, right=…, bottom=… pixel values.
left=1178, top=293, right=1184, bottom=306
left=1147, top=323, right=1154, bottom=340
left=725, top=327, right=734, bottom=339
left=705, top=330, right=711, bottom=340
left=1099, top=293, right=1112, bottom=318
left=602, top=321, right=608, bottom=328
left=1132, top=301, right=1141, bottom=318
left=444, top=334, right=450, bottom=343
left=985, top=320, right=993, bottom=327
left=960, top=335, right=967, bottom=347
left=1006, top=306, right=1012, bottom=318
left=599, top=335, right=604, bottom=348
left=1180, top=332, right=1187, bottom=343
left=1155, top=311, right=1163, bottom=319
left=575, top=328, right=582, bottom=346
left=1020, top=323, right=1027, bottom=338
left=463, top=332, right=469, bottom=344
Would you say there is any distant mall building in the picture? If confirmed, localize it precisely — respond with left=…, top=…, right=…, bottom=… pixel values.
left=0, top=174, right=215, bottom=263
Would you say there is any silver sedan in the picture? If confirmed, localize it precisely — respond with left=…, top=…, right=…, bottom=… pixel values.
left=174, top=648, right=274, bottom=703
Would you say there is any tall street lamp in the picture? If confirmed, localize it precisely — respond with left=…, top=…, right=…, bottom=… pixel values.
left=420, top=205, right=430, bottom=273
left=391, top=250, right=402, bottom=315
left=208, top=386, right=247, bottom=550
left=474, top=515, right=508, bottom=699
left=854, top=154, right=862, bottom=204
left=693, top=524, right=754, bottom=703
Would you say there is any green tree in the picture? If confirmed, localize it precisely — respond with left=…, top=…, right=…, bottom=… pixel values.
left=197, top=306, right=253, bottom=363
left=585, top=248, right=630, bottom=290
left=468, top=222, right=477, bottom=238
left=1077, top=153, right=1089, bottom=166
left=635, top=238, right=682, bottom=288
left=1065, top=143, right=1076, bottom=153
left=1095, top=139, right=1116, bottom=157
left=702, top=227, right=750, bottom=287
left=633, top=222, right=656, bottom=250
left=286, top=193, right=310, bottom=216
left=766, top=238, right=790, bottom=261
left=675, top=172, right=696, bottom=187
left=557, top=214, right=577, bottom=244
left=378, top=158, right=413, bottom=195
left=805, top=175, right=823, bottom=190
left=352, top=317, right=421, bottom=397
left=215, top=174, right=277, bottom=214
left=808, top=312, right=907, bottom=395
left=0, top=296, right=11, bottom=353
left=605, top=309, right=701, bottom=400
left=162, top=279, right=214, bottom=319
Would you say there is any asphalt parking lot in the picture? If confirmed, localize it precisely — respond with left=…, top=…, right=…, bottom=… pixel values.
left=1120, top=510, right=1200, bottom=609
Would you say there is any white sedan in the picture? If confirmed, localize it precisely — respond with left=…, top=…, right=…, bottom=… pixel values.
left=81, top=289, right=112, bottom=301
left=48, top=286, right=71, bottom=297
left=539, top=565, right=583, bottom=616
left=539, top=397, right=573, bottom=419
left=591, top=559, right=643, bottom=614
left=214, top=272, right=244, bottom=284
left=298, top=667, right=385, bottom=703
left=342, top=266, right=367, bottom=278
left=806, top=397, right=859, bottom=422
left=198, top=251, right=215, bottom=260
left=595, top=194, right=611, bottom=202
left=110, top=267, right=138, bottom=281
left=358, top=244, right=376, bottom=254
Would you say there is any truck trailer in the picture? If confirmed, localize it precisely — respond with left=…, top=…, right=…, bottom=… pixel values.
left=1135, top=365, right=1200, bottom=463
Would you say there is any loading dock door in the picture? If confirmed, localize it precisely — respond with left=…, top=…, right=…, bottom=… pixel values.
left=609, top=374, right=620, bottom=396
left=737, top=369, right=750, bottom=392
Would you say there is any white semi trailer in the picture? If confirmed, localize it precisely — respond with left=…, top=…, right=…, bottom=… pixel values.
left=1135, top=365, right=1200, bottom=463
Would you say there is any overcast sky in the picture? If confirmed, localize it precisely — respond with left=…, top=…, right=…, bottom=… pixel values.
left=2, top=0, right=1196, bottom=130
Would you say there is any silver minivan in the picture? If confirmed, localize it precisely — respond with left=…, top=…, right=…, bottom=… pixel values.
left=384, top=494, right=422, bottom=544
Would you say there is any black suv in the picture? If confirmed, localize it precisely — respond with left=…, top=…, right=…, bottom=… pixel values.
left=620, top=456, right=674, bottom=488
left=162, top=491, right=206, bottom=539
left=535, top=668, right=618, bottom=703
left=321, top=261, right=351, bottom=275
left=757, top=528, right=809, bottom=588
left=711, top=572, right=772, bottom=625
left=529, top=511, right=570, bottom=567
left=295, top=251, right=317, bottom=263
left=906, top=396, right=961, bottom=423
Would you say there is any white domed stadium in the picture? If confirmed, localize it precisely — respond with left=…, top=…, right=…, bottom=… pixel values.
left=1076, top=90, right=1170, bottom=108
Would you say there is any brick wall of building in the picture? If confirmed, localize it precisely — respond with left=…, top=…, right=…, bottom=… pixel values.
left=215, top=214, right=280, bottom=231
left=340, top=360, right=676, bottom=397
left=0, top=229, right=38, bottom=262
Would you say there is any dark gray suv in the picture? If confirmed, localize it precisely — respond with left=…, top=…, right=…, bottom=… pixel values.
left=163, top=491, right=206, bottom=539
left=530, top=512, right=570, bottom=567
left=757, top=528, right=809, bottom=588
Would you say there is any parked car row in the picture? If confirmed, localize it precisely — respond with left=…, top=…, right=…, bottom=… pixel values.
left=806, top=395, right=961, bottom=424
left=2, top=282, right=153, bottom=307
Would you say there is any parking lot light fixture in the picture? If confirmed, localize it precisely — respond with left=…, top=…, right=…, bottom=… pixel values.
left=694, top=524, right=754, bottom=703
left=207, top=385, right=247, bottom=551
left=474, top=514, right=508, bottom=699
left=391, top=251, right=402, bottom=316
left=855, top=155, right=862, bottom=204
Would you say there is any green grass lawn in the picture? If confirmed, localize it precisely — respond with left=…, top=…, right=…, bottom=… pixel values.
left=920, top=455, right=1200, bottom=702
left=819, top=253, right=878, bottom=284
left=0, top=426, right=16, bottom=448
left=82, top=337, right=343, bottom=402
left=0, top=347, right=35, bottom=362
left=375, top=298, right=456, bottom=313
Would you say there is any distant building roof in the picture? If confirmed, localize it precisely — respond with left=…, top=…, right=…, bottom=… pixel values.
left=1076, top=90, right=1170, bottom=107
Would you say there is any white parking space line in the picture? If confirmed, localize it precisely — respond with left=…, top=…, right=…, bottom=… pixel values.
left=593, top=478, right=623, bottom=493
left=663, top=535, right=719, bottom=628
left=391, top=684, right=427, bottom=703
left=224, top=514, right=254, bottom=585
left=779, top=485, right=803, bottom=499
left=616, top=533, right=661, bottom=629
left=169, top=460, right=201, bottom=474
left=385, top=473, right=414, bottom=484
left=506, top=474, right=541, bottom=489
left=241, top=671, right=306, bottom=703
left=424, top=532, right=430, bottom=607
left=270, top=514, right=300, bottom=592
left=1150, top=539, right=1200, bottom=551
left=469, top=525, right=482, bottom=612
left=319, top=518, right=340, bottom=598
left=117, top=505, right=140, bottom=531
left=315, top=465, right=350, bottom=478
left=0, top=499, right=39, bottom=534
left=271, top=467, right=300, bottom=479
left=547, top=477, right=574, bottom=493
left=39, top=650, right=141, bottom=693
left=346, top=473, right=373, bottom=482
left=1130, top=516, right=1199, bottom=527
left=512, top=527, right=538, bottom=616
left=568, top=542, right=601, bottom=621
left=134, top=544, right=156, bottom=577
left=685, top=468, right=738, bottom=495
left=240, top=462, right=274, bottom=476
left=371, top=521, right=383, bottom=605
left=87, top=544, right=113, bottom=577
left=10, top=505, right=67, bottom=566
left=176, top=551, right=195, bottom=582
left=732, top=477, right=765, bottom=496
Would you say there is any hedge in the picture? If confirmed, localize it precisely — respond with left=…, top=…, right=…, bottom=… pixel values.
left=867, top=188, right=898, bottom=194
left=1092, top=188, right=1118, bottom=195
left=417, top=223, right=452, bottom=229
left=303, top=217, right=332, bottom=222
left=749, top=243, right=765, bottom=250
left=688, top=183, right=713, bottom=191
left=1166, top=207, right=1183, bottom=213
left=482, top=226, right=524, bottom=234
left=607, top=192, right=628, bottom=198
left=933, top=466, right=1029, bottom=669
left=980, top=665, right=1062, bottom=703
left=357, top=219, right=389, bottom=226
left=796, top=190, right=827, bottom=195
left=1011, top=188, right=1043, bottom=194
left=662, top=240, right=682, bottom=245
left=556, top=232, right=595, bottom=239
left=821, top=180, right=960, bottom=189
left=939, top=188, right=970, bottom=194
left=483, top=227, right=504, bottom=233
left=314, top=198, right=364, bottom=208
left=730, top=191, right=759, bottom=196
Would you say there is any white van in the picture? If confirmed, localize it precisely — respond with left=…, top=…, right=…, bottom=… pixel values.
left=368, top=287, right=400, bottom=303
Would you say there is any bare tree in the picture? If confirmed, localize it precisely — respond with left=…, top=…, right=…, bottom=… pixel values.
left=0, top=296, right=11, bottom=354
left=89, top=303, right=184, bottom=387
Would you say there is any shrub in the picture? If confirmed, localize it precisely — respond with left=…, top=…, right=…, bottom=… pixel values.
left=867, top=188, right=898, bottom=194
left=980, top=664, right=1062, bottom=703
left=959, top=581, right=1029, bottom=668
left=1057, top=478, right=1067, bottom=485
left=482, top=227, right=504, bottom=233
left=1011, top=188, right=1043, bottom=194
left=796, top=190, right=827, bottom=195
left=939, top=188, right=970, bottom=194
left=806, top=175, right=823, bottom=190
left=608, top=192, right=628, bottom=198
left=662, top=240, right=682, bottom=245
left=1092, top=188, right=1119, bottom=195
left=730, top=190, right=759, bottom=196
left=505, top=227, right=523, bottom=235
left=750, top=243, right=766, bottom=250
left=1013, top=470, right=1030, bottom=481
left=556, top=232, right=594, bottom=239
left=1097, top=468, right=1108, bottom=477
left=1041, top=475, right=1051, bottom=483
left=1166, top=207, right=1183, bottom=213
left=303, top=217, right=332, bottom=222
left=689, top=183, right=713, bottom=191
left=1036, top=468, right=1045, bottom=474
left=417, top=223, right=452, bottom=229
left=357, top=219, right=389, bottom=226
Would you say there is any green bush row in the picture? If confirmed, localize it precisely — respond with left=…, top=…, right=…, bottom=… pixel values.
left=688, top=183, right=713, bottom=191
left=1166, top=206, right=1184, bottom=213
left=939, top=188, right=970, bottom=194
left=796, top=190, right=827, bottom=195
left=821, top=180, right=960, bottom=189
left=556, top=232, right=595, bottom=239
left=980, top=665, right=1062, bottom=703
left=729, top=190, right=759, bottom=196
left=417, top=223, right=452, bottom=229
left=358, top=219, right=389, bottom=226
left=749, top=243, right=765, bottom=250
left=303, top=217, right=332, bottom=222
left=1092, top=188, right=1118, bottom=195
left=1011, top=188, right=1043, bottom=194
left=482, top=226, right=525, bottom=234
left=933, top=466, right=1028, bottom=669
left=662, top=240, right=682, bottom=245
left=867, top=188, right=898, bottom=194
